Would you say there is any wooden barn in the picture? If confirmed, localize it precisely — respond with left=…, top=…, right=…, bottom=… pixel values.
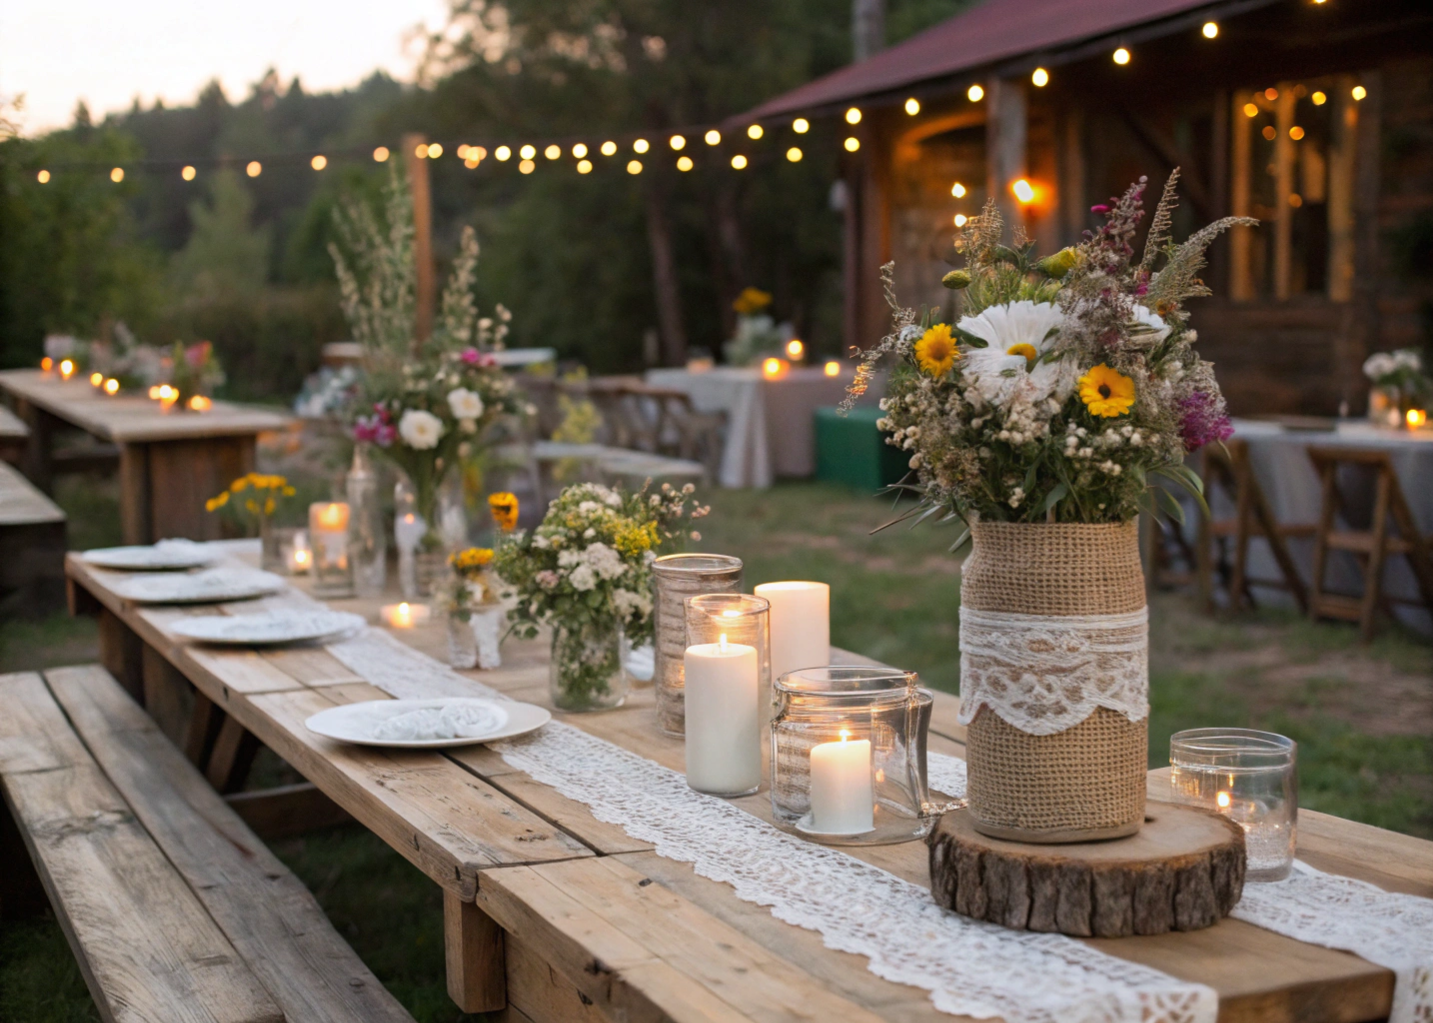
left=744, top=0, right=1433, bottom=415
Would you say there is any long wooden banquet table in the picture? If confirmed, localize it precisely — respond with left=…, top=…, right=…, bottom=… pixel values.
left=0, top=369, right=290, bottom=544
left=65, top=545, right=1432, bottom=1023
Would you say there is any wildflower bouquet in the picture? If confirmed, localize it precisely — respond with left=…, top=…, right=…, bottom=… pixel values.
left=855, top=170, right=1253, bottom=532
left=332, top=168, right=526, bottom=549
left=166, top=341, right=225, bottom=409
left=1363, top=349, right=1430, bottom=424
left=494, top=482, right=707, bottom=710
left=723, top=287, right=790, bottom=367
left=442, top=546, right=498, bottom=620
left=851, top=172, right=1257, bottom=846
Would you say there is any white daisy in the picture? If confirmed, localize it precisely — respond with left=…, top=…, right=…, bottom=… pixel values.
left=398, top=409, right=445, bottom=450
left=446, top=387, right=485, bottom=420
left=956, top=301, right=1074, bottom=406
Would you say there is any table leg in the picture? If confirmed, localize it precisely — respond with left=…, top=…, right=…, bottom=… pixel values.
left=444, top=889, right=507, bottom=1013
left=205, top=715, right=261, bottom=795
left=145, top=436, right=255, bottom=541
left=96, top=607, right=144, bottom=704
left=16, top=399, right=57, bottom=494
left=118, top=443, right=152, bottom=544
left=142, top=644, right=192, bottom=746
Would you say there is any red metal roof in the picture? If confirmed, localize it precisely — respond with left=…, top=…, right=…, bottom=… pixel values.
left=744, top=0, right=1226, bottom=120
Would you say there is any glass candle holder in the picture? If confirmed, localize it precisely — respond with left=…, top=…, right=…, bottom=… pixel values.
left=308, top=501, right=354, bottom=599
left=683, top=594, right=770, bottom=797
left=1169, top=728, right=1297, bottom=882
left=770, top=666, right=947, bottom=846
left=652, top=553, right=742, bottom=735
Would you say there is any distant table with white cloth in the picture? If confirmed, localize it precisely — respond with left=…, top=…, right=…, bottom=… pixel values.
left=646, top=365, right=879, bottom=488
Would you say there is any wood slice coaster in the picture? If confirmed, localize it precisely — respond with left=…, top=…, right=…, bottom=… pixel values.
left=928, top=801, right=1246, bottom=937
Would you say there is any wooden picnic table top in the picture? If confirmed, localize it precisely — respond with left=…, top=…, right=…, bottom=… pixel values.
left=64, top=545, right=1433, bottom=1023
left=0, top=369, right=289, bottom=443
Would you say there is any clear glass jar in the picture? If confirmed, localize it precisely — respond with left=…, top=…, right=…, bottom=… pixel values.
left=550, top=619, right=631, bottom=712
left=447, top=612, right=479, bottom=669
left=652, top=553, right=743, bottom=735
left=1169, top=728, right=1297, bottom=881
left=346, top=443, right=386, bottom=598
left=770, top=666, right=946, bottom=846
left=682, top=594, right=770, bottom=797
left=308, top=502, right=355, bottom=598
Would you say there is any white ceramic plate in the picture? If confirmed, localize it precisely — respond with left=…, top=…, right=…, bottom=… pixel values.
left=82, top=539, right=217, bottom=571
left=169, top=610, right=366, bottom=646
left=114, top=567, right=285, bottom=605
left=305, top=697, right=551, bottom=748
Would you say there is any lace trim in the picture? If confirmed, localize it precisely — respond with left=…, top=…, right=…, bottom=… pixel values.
left=1232, top=861, right=1433, bottom=1023
left=326, top=630, right=1215, bottom=1023
left=958, top=607, right=1149, bottom=735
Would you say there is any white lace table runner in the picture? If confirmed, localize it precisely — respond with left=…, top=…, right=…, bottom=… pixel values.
left=326, top=629, right=1214, bottom=1023
left=958, top=608, right=1149, bottom=734
left=324, top=628, right=1433, bottom=1023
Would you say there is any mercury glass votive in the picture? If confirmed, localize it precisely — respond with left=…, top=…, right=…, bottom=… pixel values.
left=308, top=501, right=354, bottom=598
left=1169, top=728, right=1297, bottom=881
left=652, top=553, right=742, bottom=735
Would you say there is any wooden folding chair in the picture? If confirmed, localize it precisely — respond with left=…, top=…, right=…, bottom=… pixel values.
left=1306, top=445, right=1433, bottom=642
left=1197, top=439, right=1313, bottom=613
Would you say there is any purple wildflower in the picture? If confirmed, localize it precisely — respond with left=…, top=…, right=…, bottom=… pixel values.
left=1177, top=391, right=1233, bottom=452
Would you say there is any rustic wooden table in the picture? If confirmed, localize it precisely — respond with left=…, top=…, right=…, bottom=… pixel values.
left=65, top=546, right=1432, bottom=1023
left=0, top=370, right=290, bottom=544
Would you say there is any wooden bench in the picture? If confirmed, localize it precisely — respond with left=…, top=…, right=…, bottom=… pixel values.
left=0, top=664, right=417, bottom=1023
left=0, top=459, right=66, bottom=617
left=0, top=403, right=27, bottom=464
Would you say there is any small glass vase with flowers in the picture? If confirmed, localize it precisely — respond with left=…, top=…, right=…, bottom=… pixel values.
left=851, top=170, right=1254, bottom=843
left=494, top=482, right=707, bottom=712
left=205, top=472, right=298, bottom=571
left=439, top=546, right=502, bottom=669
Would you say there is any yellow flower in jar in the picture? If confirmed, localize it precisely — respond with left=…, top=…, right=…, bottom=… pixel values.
left=1078, top=363, right=1136, bottom=417
left=914, top=324, right=958, bottom=377
left=488, top=492, right=519, bottom=532
left=205, top=491, right=230, bottom=512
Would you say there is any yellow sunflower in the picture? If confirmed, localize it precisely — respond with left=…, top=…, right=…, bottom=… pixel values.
left=488, top=492, right=520, bottom=532
left=1078, top=363, right=1136, bottom=417
left=914, top=324, right=959, bottom=377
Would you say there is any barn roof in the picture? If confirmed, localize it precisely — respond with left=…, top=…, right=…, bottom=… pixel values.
left=743, top=0, right=1271, bottom=121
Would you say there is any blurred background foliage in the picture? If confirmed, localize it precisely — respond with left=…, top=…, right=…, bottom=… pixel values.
left=0, top=0, right=972, bottom=397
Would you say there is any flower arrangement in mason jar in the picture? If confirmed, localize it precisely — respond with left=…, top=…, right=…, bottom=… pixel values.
left=846, top=171, right=1257, bottom=842
left=493, top=482, right=708, bottom=712
left=440, top=546, right=498, bottom=669
left=205, top=472, right=298, bottom=571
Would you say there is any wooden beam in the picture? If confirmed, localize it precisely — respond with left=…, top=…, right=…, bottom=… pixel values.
left=223, top=783, right=352, bottom=840
left=985, top=76, right=1027, bottom=231
left=1230, top=91, right=1254, bottom=300
left=445, top=890, right=507, bottom=1013
left=404, top=132, right=436, bottom=349
left=1059, top=105, right=1086, bottom=248
left=1273, top=84, right=1296, bottom=300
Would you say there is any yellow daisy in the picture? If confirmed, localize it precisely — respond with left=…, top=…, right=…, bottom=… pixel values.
left=914, top=324, right=958, bottom=377
left=1078, top=363, right=1136, bottom=417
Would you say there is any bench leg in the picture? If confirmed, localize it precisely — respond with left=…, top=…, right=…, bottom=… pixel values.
left=444, top=889, right=506, bottom=1013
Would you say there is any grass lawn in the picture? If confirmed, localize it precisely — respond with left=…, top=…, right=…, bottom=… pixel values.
left=2, top=481, right=1429, bottom=1023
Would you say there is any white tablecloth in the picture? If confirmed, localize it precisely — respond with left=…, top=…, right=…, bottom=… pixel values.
left=1223, top=419, right=1433, bottom=631
left=646, top=366, right=878, bottom=488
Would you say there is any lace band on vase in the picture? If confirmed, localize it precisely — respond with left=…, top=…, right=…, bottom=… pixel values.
left=958, top=607, right=1150, bottom=735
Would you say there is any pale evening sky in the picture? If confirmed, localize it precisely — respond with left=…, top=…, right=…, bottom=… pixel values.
left=1, top=0, right=452, bottom=135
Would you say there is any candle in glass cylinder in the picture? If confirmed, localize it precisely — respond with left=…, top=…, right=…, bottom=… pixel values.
left=308, top=502, right=353, bottom=598
left=753, top=581, right=829, bottom=679
left=808, top=730, right=874, bottom=835
left=380, top=602, right=431, bottom=629
left=683, top=635, right=760, bottom=796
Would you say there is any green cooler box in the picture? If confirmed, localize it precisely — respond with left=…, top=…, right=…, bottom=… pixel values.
left=814, top=406, right=908, bottom=491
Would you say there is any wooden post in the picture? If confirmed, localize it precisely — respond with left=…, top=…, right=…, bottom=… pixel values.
left=404, top=132, right=436, bottom=348
left=1209, top=89, right=1230, bottom=289
left=1059, top=105, right=1086, bottom=249
left=1229, top=92, right=1254, bottom=300
left=985, top=76, right=1027, bottom=232
left=444, top=890, right=506, bottom=1013
left=1273, top=85, right=1296, bottom=301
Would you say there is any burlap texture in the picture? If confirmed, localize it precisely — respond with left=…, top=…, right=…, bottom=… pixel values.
left=962, top=521, right=1147, bottom=841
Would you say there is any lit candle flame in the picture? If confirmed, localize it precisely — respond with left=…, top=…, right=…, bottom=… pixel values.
left=90, top=372, right=103, bottom=386
left=1407, top=408, right=1426, bottom=429
left=785, top=339, right=804, bottom=360
left=59, top=359, right=75, bottom=380
left=1216, top=791, right=1231, bottom=809
left=103, top=378, right=119, bottom=395
left=41, top=357, right=53, bottom=372
left=719, top=632, right=728, bottom=652
left=839, top=729, right=851, bottom=743
left=823, top=360, right=841, bottom=377
left=187, top=394, right=212, bottom=412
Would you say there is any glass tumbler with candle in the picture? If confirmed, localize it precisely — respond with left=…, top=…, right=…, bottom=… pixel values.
left=652, top=554, right=742, bottom=735
left=682, top=594, right=770, bottom=797
left=308, top=502, right=355, bottom=598
left=770, top=666, right=947, bottom=845
left=1169, top=728, right=1297, bottom=881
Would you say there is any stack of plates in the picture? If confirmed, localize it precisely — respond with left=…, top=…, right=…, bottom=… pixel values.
left=169, top=610, right=365, bottom=646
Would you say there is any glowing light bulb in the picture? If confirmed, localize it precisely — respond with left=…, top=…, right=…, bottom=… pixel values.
left=428, top=143, right=444, bottom=158
left=104, top=378, right=120, bottom=395
left=544, top=144, right=560, bottom=160
left=1244, top=103, right=1259, bottom=117
left=954, top=213, right=968, bottom=227
left=951, top=182, right=966, bottom=198
left=110, top=167, right=124, bottom=182
left=731, top=154, right=748, bottom=169
left=519, top=159, right=535, bottom=174
left=786, top=339, right=804, bottom=359
left=627, top=159, right=643, bottom=174
left=1312, top=91, right=1327, bottom=105
left=246, top=161, right=262, bottom=177
left=37, top=169, right=50, bottom=183
left=1012, top=178, right=1036, bottom=204
left=414, top=143, right=428, bottom=159
left=676, top=155, right=694, bottom=171
left=577, top=159, right=593, bottom=174
left=904, top=97, right=920, bottom=115
left=520, top=144, right=536, bottom=160
left=704, top=129, right=721, bottom=146
left=669, top=134, right=686, bottom=150
left=843, top=137, right=860, bottom=152
left=747, top=124, right=764, bottom=140
left=823, top=360, right=840, bottom=377
left=572, top=143, right=588, bottom=158
left=495, top=145, right=512, bottom=161
left=793, top=117, right=809, bottom=133
left=844, top=107, right=861, bottom=125
left=1265, top=87, right=1279, bottom=100
left=1352, top=85, right=1367, bottom=101
left=600, top=140, right=618, bottom=156
left=633, top=138, right=650, bottom=153
left=1113, top=47, right=1131, bottom=65
left=1407, top=408, right=1426, bottom=428
left=1290, top=125, right=1305, bottom=140
left=90, top=372, right=104, bottom=386
left=373, top=146, right=390, bottom=162
left=786, top=147, right=802, bottom=162
left=311, top=154, right=327, bottom=170
left=967, top=84, right=984, bottom=102
left=1202, top=21, right=1219, bottom=38
left=1216, top=791, right=1231, bottom=809
left=1031, top=67, right=1049, bottom=87
left=182, top=165, right=196, bottom=180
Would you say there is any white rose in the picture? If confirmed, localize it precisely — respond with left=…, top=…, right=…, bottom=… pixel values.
left=569, top=564, right=597, bottom=592
left=398, top=409, right=444, bottom=450
left=447, top=388, right=485, bottom=420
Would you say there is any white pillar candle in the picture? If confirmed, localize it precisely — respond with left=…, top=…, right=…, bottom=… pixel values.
left=683, top=637, right=760, bottom=796
left=753, top=581, right=829, bottom=680
left=809, top=731, right=874, bottom=835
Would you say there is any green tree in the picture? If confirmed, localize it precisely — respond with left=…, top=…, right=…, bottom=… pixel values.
left=167, top=169, right=271, bottom=301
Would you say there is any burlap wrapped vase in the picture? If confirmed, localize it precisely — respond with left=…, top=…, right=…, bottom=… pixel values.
left=958, top=521, right=1148, bottom=843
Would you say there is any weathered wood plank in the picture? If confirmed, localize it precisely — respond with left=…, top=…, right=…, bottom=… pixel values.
left=444, top=890, right=507, bottom=1013
left=223, top=782, right=353, bottom=839
left=43, top=664, right=417, bottom=1023
left=0, top=671, right=284, bottom=1023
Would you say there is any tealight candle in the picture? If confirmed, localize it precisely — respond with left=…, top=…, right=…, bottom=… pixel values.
left=809, top=730, right=874, bottom=835
left=683, top=634, right=760, bottom=796
left=285, top=529, right=312, bottom=574
left=753, top=581, right=829, bottom=679
left=381, top=602, right=431, bottom=629
left=59, top=359, right=76, bottom=381
left=308, top=501, right=353, bottom=598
